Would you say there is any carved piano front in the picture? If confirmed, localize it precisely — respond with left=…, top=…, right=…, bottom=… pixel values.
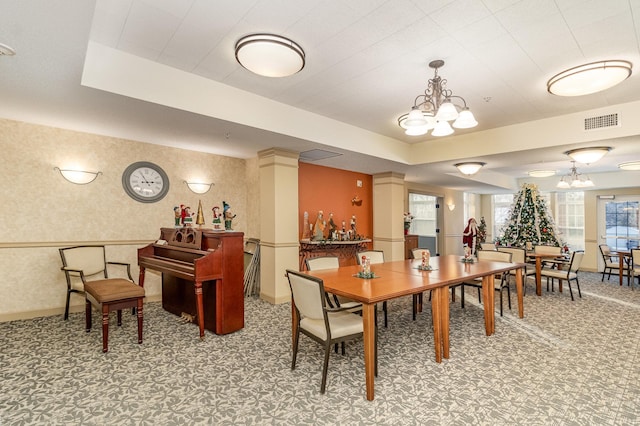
left=138, top=227, right=244, bottom=338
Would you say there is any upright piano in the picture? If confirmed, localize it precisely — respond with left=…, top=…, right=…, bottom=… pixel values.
left=138, top=227, right=244, bottom=339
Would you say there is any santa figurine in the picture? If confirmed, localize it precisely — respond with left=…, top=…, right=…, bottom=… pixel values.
left=462, top=218, right=478, bottom=255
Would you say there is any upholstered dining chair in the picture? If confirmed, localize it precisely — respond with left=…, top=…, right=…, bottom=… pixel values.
left=355, top=250, right=390, bottom=326
left=539, top=250, right=585, bottom=301
left=59, top=245, right=145, bottom=352
left=480, top=243, right=497, bottom=251
left=599, top=244, right=629, bottom=283
left=285, top=269, right=365, bottom=394
left=498, top=247, right=535, bottom=296
left=630, top=249, right=640, bottom=290
left=410, top=247, right=430, bottom=260
left=460, top=250, right=513, bottom=316
left=533, top=245, right=565, bottom=269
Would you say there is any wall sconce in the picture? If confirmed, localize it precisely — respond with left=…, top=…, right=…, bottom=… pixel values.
left=447, top=203, right=455, bottom=211
left=184, top=181, right=214, bottom=194
left=55, top=167, right=102, bottom=184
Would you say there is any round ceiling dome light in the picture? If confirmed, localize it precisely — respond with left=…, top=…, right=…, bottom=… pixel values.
left=547, top=60, right=632, bottom=96
left=235, top=34, right=305, bottom=78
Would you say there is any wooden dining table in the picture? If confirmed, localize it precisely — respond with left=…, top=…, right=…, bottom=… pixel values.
left=303, top=255, right=525, bottom=401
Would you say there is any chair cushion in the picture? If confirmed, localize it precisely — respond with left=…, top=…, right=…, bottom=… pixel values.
left=84, top=279, right=145, bottom=303
left=540, top=269, right=577, bottom=280
left=300, top=312, right=363, bottom=340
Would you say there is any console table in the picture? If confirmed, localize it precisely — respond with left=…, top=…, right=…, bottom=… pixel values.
left=299, top=238, right=371, bottom=270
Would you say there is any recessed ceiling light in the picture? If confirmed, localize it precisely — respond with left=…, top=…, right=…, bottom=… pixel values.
left=528, top=170, right=556, bottom=178
left=618, top=161, right=640, bottom=171
left=235, top=34, right=305, bottom=78
left=547, top=60, right=632, bottom=96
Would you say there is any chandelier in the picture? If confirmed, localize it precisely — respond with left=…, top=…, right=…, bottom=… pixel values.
left=398, top=60, right=477, bottom=137
left=556, top=161, right=594, bottom=189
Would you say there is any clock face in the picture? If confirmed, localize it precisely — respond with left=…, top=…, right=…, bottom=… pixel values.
left=122, top=162, right=170, bottom=203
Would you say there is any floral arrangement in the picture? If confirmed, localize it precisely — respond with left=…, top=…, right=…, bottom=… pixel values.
left=404, top=212, right=414, bottom=231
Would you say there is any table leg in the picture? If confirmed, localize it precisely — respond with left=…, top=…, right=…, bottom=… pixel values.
left=620, top=254, right=625, bottom=286
left=362, top=303, right=376, bottom=401
left=440, top=286, right=450, bottom=359
left=431, top=287, right=443, bottom=363
left=536, top=257, right=542, bottom=296
left=482, top=275, right=495, bottom=335
left=515, top=267, right=524, bottom=318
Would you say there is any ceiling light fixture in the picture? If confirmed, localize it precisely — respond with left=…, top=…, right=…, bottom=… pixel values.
left=547, top=60, right=632, bottom=96
left=564, top=147, right=611, bottom=164
left=454, top=162, right=485, bottom=176
left=398, top=60, right=477, bottom=137
left=618, top=161, right=640, bottom=171
left=0, top=43, right=16, bottom=56
left=528, top=170, right=556, bottom=178
left=556, top=161, right=594, bottom=189
left=235, top=34, right=305, bottom=78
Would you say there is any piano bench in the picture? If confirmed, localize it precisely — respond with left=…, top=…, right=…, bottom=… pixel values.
left=84, top=279, right=145, bottom=353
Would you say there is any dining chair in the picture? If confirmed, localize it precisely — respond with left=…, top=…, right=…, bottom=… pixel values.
left=599, top=244, right=629, bottom=284
left=285, top=269, right=365, bottom=394
left=498, top=247, right=535, bottom=296
left=630, top=249, right=640, bottom=290
left=534, top=245, right=566, bottom=269
left=460, top=250, right=513, bottom=316
left=539, top=250, right=585, bottom=301
left=480, top=243, right=497, bottom=251
left=59, top=245, right=145, bottom=352
left=410, top=247, right=430, bottom=260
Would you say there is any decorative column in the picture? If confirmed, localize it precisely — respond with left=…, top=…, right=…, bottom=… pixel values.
left=258, top=148, right=300, bottom=304
left=373, top=172, right=405, bottom=261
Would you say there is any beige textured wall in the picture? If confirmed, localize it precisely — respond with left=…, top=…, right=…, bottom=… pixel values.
left=0, top=118, right=249, bottom=321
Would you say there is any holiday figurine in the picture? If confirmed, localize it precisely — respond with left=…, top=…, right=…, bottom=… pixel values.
left=174, top=206, right=181, bottom=227
left=212, top=206, right=222, bottom=230
left=463, top=218, right=478, bottom=255
left=313, top=210, right=326, bottom=240
left=223, top=201, right=236, bottom=230
left=302, top=211, right=310, bottom=239
left=182, top=206, right=193, bottom=226
left=328, top=213, right=337, bottom=240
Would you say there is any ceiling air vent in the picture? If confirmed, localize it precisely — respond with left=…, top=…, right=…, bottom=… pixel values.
left=299, top=149, right=342, bottom=162
left=584, top=113, right=619, bottom=131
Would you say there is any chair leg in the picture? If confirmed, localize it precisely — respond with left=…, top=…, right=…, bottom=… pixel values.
left=567, top=281, right=574, bottom=301
left=117, top=309, right=123, bottom=327
left=477, top=287, right=482, bottom=304
left=460, top=285, right=465, bottom=309
left=85, top=300, right=91, bottom=332
left=499, top=288, right=503, bottom=317
left=320, top=343, right=331, bottom=394
left=291, top=328, right=300, bottom=370
left=65, top=290, right=72, bottom=320
left=137, top=298, right=143, bottom=344
left=412, top=294, right=418, bottom=321
left=575, top=278, right=581, bottom=299
left=506, top=284, right=511, bottom=310
left=382, top=301, right=388, bottom=328
left=101, top=304, right=109, bottom=353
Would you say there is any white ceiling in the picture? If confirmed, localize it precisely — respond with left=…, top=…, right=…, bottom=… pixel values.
left=1, top=0, right=640, bottom=193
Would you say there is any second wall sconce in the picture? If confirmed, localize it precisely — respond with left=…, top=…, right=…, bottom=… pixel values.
left=184, top=181, right=214, bottom=194
left=55, top=167, right=102, bottom=184
left=447, top=203, right=455, bottom=211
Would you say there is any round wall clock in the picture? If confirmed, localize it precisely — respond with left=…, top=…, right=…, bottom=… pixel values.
left=122, top=161, right=170, bottom=203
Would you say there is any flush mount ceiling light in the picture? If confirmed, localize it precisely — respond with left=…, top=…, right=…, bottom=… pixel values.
left=547, top=60, right=632, bottom=96
left=619, top=161, right=640, bottom=171
left=235, top=34, right=305, bottom=78
left=556, top=161, right=594, bottom=189
left=398, top=60, right=477, bottom=137
left=564, top=147, right=611, bottom=164
left=527, top=170, right=556, bottom=178
left=454, top=162, right=485, bottom=176
left=0, top=43, right=15, bottom=56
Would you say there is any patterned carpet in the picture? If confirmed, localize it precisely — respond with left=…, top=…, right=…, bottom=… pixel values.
left=1, top=271, right=639, bottom=425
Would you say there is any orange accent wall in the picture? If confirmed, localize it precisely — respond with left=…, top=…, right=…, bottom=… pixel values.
left=298, top=162, right=373, bottom=243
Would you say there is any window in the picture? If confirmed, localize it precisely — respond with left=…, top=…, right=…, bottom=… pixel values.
left=492, top=194, right=514, bottom=241
left=555, top=192, right=585, bottom=250
left=408, top=193, right=437, bottom=236
left=463, top=193, right=477, bottom=224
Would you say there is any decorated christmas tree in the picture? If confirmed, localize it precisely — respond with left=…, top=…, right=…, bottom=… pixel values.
left=476, top=216, right=487, bottom=253
left=498, top=183, right=564, bottom=248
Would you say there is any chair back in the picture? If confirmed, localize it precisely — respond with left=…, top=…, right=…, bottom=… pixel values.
left=599, top=244, right=611, bottom=258
left=534, top=245, right=562, bottom=255
left=410, top=248, right=430, bottom=260
left=59, top=245, right=108, bottom=278
left=480, top=243, right=497, bottom=251
left=477, top=250, right=512, bottom=263
left=498, top=247, right=525, bottom=263
left=568, top=250, right=585, bottom=272
left=356, top=250, right=384, bottom=265
left=306, top=256, right=340, bottom=271
left=630, top=249, right=640, bottom=269
left=286, top=270, right=326, bottom=321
